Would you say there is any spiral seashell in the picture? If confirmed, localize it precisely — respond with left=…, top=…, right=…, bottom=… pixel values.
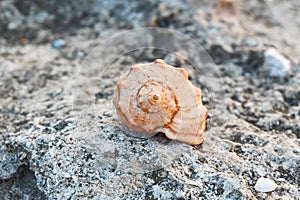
left=113, top=59, right=208, bottom=145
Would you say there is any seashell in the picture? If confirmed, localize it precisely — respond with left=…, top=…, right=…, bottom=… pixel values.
left=113, top=59, right=208, bottom=145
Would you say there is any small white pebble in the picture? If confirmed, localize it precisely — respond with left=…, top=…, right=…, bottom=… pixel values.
left=76, top=50, right=85, bottom=58
left=254, top=177, right=278, bottom=193
left=52, top=39, right=66, bottom=49
left=277, top=178, right=285, bottom=182
left=264, top=48, right=291, bottom=78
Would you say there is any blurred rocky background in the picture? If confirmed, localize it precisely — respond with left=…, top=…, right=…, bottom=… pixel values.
left=0, top=0, right=299, bottom=199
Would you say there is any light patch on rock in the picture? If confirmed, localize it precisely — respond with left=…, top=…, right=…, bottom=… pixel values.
left=152, top=185, right=173, bottom=199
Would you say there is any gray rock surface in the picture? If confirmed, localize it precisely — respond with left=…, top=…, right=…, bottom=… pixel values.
left=0, top=0, right=300, bottom=199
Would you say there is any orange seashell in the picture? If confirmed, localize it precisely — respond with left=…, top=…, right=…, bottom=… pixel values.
left=113, top=59, right=208, bottom=145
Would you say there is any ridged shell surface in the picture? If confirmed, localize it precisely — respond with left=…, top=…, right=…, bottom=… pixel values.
left=113, top=59, right=208, bottom=145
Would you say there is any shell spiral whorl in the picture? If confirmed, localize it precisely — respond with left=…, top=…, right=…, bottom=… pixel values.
left=113, top=59, right=208, bottom=145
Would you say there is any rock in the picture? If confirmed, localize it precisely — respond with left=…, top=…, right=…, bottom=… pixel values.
left=264, top=48, right=291, bottom=78
left=0, top=164, right=46, bottom=199
left=15, top=0, right=95, bottom=23
left=254, top=177, right=278, bottom=193
left=0, top=1, right=24, bottom=31
left=0, top=150, right=27, bottom=179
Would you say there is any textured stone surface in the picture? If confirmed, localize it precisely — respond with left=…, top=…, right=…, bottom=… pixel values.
left=0, top=0, right=300, bottom=199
